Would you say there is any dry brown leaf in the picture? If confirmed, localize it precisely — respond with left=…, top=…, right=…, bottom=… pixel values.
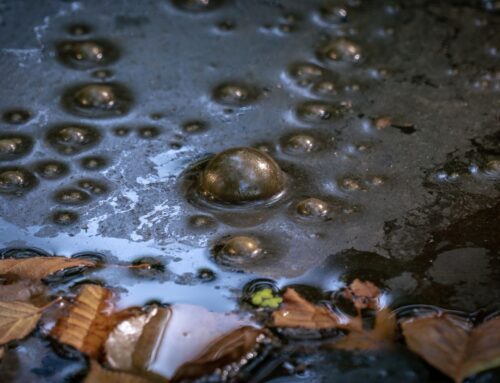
left=51, top=284, right=119, bottom=358
left=84, top=360, right=156, bottom=383
left=173, top=326, right=264, bottom=381
left=0, top=300, right=42, bottom=345
left=0, top=277, right=47, bottom=302
left=332, top=308, right=396, bottom=351
left=342, top=279, right=381, bottom=310
left=403, top=315, right=500, bottom=382
left=0, top=257, right=95, bottom=281
left=272, top=288, right=340, bottom=329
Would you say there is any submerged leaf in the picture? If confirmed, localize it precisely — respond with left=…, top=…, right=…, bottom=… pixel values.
left=105, top=304, right=259, bottom=380
left=342, top=279, right=381, bottom=311
left=0, top=257, right=95, bottom=281
left=0, top=277, right=47, bottom=302
left=402, top=314, right=500, bottom=382
left=332, top=308, right=396, bottom=351
left=272, top=288, right=340, bottom=329
left=173, top=326, right=265, bottom=381
left=0, top=300, right=42, bottom=345
left=84, top=360, right=156, bottom=383
left=51, top=284, right=118, bottom=358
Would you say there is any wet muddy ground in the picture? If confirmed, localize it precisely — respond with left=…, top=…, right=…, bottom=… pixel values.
left=0, top=0, right=499, bottom=382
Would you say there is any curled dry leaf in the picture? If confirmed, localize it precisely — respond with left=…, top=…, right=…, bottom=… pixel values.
left=272, top=288, right=340, bottom=329
left=402, top=315, right=500, bottom=383
left=0, top=257, right=95, bottom=281
left=51, top=284, right=122, bottom=358
left=332, top=308, right=396, bottom=351
left=173, top=326, right=265, bottom=381
left=84, top=360, right=156, bottom=383
left=105, top=304, right=260, bottom=381
left=342, top=279, right=381, bottom=311
left=0, top=300, right=42, bottom=345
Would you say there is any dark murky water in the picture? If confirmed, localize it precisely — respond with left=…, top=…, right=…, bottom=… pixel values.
left=0, top=0, right=499, bottom=381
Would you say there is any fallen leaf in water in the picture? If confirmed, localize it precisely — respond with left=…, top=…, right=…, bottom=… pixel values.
left=342, top=279, right=381, bottom=311
left=0, top=257, right=95, bottom=281
left=105, top=304, right=259, bottom=380
left=332, top=308, right=395, bottom=351
left=84, top=360, right=156, bottom=383
left=173, top=326, right=265, bottom=381
left=402, top=315, right=500, bottom=382
left=0, top=274, right=47, bottom=302
left=51, top=284, right=122, bottom=358
left=0, top=300, right=42, bottom=345
left=272, top=288, right=340, bottom=329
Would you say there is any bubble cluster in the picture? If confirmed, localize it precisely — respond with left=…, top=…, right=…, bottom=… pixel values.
left=47, top=124, right=101, bottom=155
left=199, top=147, right=286, bottom=204
left=62, top=83, right=133, bottom=118
left=0, top=167, right=37, bottom=195
left=56, top=40, right=119, bottom=69
left=0, top=134, right=33, bottom=161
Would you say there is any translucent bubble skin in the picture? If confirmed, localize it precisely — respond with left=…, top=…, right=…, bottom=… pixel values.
left=199, top=147, right=286, bottom=204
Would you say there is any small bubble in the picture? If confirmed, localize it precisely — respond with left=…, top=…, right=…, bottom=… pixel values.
left=56, top=40, right=119, bottom=70
left=188, top=214, right=216, bottom=230
left=199, top=147, right=286, bottom=204
left=182, top=120, right=207, bottom=134
left=216, top=20, right=235, bottom=31
left=296, top=101, right=344, bottom=122
left=0, top=247, right=51, bottom=259
left=0, top=134, right=33, bottom=161
left=91, top=69, right=114, bottom=80
left=77, top=179, right=108, bottom=195
left=71, top=252, right=106, bottom=264
left=213, top=82, right=259, bottom=107
left=35, top=161, right=69, bottom=180
left=113, top=127, right=131, bottom=137
left=46, top=124, right=100, bottom=155
left=340, top=177, right=362, bottom=191
left=138, top=126, right=161, bottom=138
left=80, top=156, right=108, bottom=170
left=296, top=197, right=329, bottom=219
left=67, top=24, right=91, bottom=36
left=288, top=62, right=326, bottom=83
left=62, top=83, right=133, bottom=118
left=312, top=80, right=338, bottom=96
left=130, top=256, right=165, bottom=277
left=196, top=268, right=216, bottom=282
left=318, top=4, right=348, bottom=24
left=317, top=38, right=362, bottom=63
left=54, top=188, right=91, bottom=205
left=52, top=210, right=79, bottom=225
left=0, top=167, right=37, bottom=195
left=213, top=235, right=265, bottom=267
left=172, top=0, right=224, bottom=12
left=2, top=109, right=31, bottom=124
left=283, top=134, right=317, bottom=154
